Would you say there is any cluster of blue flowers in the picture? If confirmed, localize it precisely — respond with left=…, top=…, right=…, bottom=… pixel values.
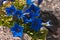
left=5, top=0, right=43, bottom=38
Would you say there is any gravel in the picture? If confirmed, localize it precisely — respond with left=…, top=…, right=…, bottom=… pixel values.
left=40, top=0, right=60, bottom=40
left=40, top=0, right=60, bottom=11
left=40, top=0, right=60, bottom=21
left=0, top=26, right=32, bottom=40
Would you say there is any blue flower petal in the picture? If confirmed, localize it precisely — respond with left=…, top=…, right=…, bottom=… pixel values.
left=26, top=0, right=34, bottom=5
left=10, top=23, right=24, bottom=38
left=23, top=10, right=40, bottom=24
left=14, top=10, right=23, bottom=19
left=5, top=5, right=16, bottom=16
left=25, top=4, right=40, bottom=17
left=30, top=4, right=40, bottom=13
left=23, top=16, right=32, bottom=24
left=30, top=18, right=42, bottom=31
left=25, top=4, right=40, bottom=13
left=13, top=31, right=23, bottom=38
left=38, top=0, right=43, bottom=5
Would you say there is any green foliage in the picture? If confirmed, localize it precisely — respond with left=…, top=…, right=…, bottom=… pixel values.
left=0, top=11, right=14, bottom=28
left=12, top=0, right=26, bottom=10
left=23, top=23, right=48, bottom=40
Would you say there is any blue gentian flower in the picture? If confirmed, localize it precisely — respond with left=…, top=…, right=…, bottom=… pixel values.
left=30, top=18, right=42, bottom=31
left=5, top=5, right=16, bottom=16
left=23, top=4, right=40, bottom=24
left=10, top=23, right=24, bottom=38
left=30, top=4, right=40, bottom=13
left=23, top=12, right=35, bottom=24
left=14, top=10, right=23, bottom=19
left=23, top=15, right=32, bottom=24
left=26, top=0, right=31, bottom=5
left=23, top=4, right=40, bottom=23
left=25, top=4, right=40, bottom=17
left=26, top=0, right=34, bottom=5
left=38, top=0, right=43, bottom=5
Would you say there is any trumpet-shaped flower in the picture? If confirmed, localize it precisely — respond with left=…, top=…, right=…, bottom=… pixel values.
left=25, top=4, right=40, bottom=17
left=10, top=23, right=24, bottom=38
left=30, top=4, right=40, bottom=13
left=5, top=5, right=16, bottom=16
left=30, top=18, right=42, bottom=31
left=14, top=10, right=23, bottom=19
left=26, top=0, right=34, bottom=5
left=23, top=4, right=40, bottom=23
left=23, top=12, right=35, bottom=24
left=23, top=15, right=32, bottom=24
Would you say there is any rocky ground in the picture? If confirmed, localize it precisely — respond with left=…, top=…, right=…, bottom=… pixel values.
left=40, top=0, right=60, bottom=40
left=0, top=26, right=32, bottom=40
left=40, top=0, right=60, bottom=21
